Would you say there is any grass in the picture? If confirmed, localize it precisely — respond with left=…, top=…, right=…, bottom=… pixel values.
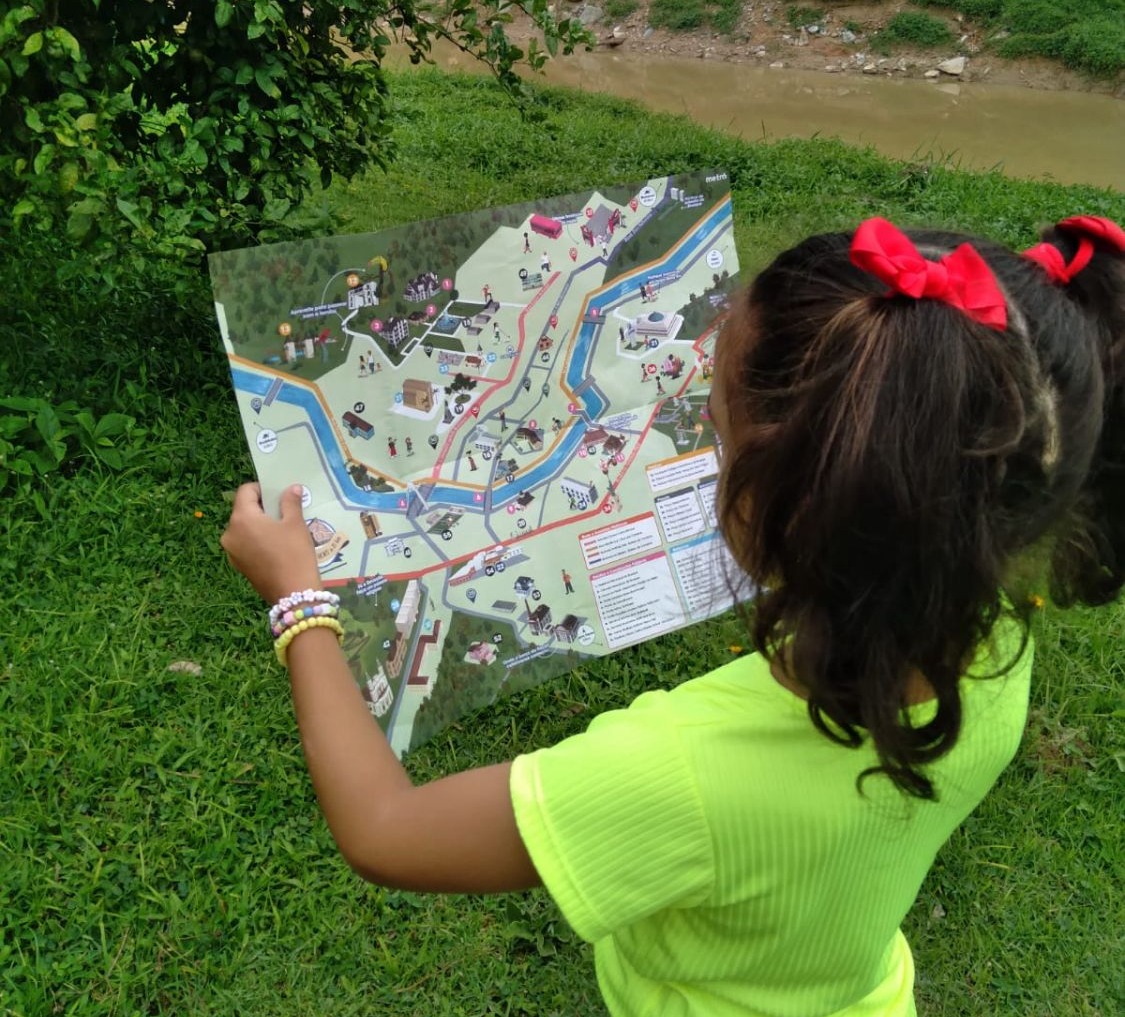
left=649, top=0, right=744, bottom=36
left=873, top=11, right=956, bottom=51
left=602, top=0, right=639, bottom=20
left=910, top=0, right=1125, bottom=76
left=4, top=67, right=1124, bottom=1016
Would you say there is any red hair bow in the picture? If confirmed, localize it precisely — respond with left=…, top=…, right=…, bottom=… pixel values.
left=850, top=218, right=1008, bottom=331
left=1022, top=215, right=1125, bottom=284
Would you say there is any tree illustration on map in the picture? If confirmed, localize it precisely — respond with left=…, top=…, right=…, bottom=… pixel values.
left=209, top=170, right=747, bottom=755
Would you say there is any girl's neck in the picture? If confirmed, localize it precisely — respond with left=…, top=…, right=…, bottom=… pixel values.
left=769, top=655, right=936, bottom=707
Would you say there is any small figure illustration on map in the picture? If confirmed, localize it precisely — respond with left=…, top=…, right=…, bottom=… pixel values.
left=645, top=282, right=657, bottom=301
left=482, top=283, right=492, bottom=303
left=405, top=437, right=414, bottom=456
left=499, top=410, right=507, bottom=431
left=358, top=355, right=368, bottom=376
left=523, top=231, right=531, bottom=253
left=618, top=327, right=626, bottom=345
left=638, top=282, right=648, bottom=303
left=492, top=322, right=503, bottom=344
left=656, top=377, right=666, bottom=396
left=641, top=364, right=649, bottom=383
left=467, top=452, right=478, bottom=472
left=602, top=244, right=609, bottom=259
left=551, top=417, right=563, bottom=432
left=562, top=569, right=574, bottom=595
left=540, top=252, right=552, bottom=272
left=387, top=437, right=397, bottom=458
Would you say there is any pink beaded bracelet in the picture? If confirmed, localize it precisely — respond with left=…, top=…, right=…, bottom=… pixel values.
left=271, top=602, right=340, bottom=638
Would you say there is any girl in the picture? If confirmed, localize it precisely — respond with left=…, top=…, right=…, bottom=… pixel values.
left=221, top=215, right=1123, bottom=1016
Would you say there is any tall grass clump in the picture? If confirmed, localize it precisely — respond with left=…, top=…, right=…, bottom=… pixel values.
left=875, top=11, right=956, bottom=49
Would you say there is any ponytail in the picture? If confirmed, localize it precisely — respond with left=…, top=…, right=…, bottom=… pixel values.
left=1025, top=216, right=1125, bottom=606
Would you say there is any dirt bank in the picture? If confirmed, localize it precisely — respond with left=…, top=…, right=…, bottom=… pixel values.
left=541, top=2, right=1121, bottom=95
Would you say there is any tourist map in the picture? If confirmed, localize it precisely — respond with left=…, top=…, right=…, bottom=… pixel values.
left=209, top=170, right=742, bottom=754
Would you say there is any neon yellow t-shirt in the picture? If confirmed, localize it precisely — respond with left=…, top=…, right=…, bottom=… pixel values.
left=510, top=629, right=1032, bottom=1017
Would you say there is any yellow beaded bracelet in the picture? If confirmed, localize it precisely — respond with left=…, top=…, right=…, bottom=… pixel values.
left=274, top=616, right=345, bottom=667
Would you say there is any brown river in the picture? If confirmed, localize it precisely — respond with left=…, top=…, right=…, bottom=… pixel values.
left=418, top=45, right=1123, bottom=190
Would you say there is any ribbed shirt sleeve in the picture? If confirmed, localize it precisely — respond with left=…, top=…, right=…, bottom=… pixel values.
left=509, top=691, right=715, bottom=944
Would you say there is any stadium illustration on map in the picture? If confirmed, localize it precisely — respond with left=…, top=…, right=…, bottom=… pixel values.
left=210, top=170, right=745, bottom=754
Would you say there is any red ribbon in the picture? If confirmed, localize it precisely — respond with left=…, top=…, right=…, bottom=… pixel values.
left=850, top=218, right=1008, bottom=331
left=1022, top=215, right=1125, bottom=284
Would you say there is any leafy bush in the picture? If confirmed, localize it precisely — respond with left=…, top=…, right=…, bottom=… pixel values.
left=0, top=1, right=590, bottom=291
left=0, top=396, right=147, bottom=500
left=874, top=11, right=955, bottom=48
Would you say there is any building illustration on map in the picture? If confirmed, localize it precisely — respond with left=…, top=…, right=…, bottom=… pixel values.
left=210, top=170, right=748, bottom=755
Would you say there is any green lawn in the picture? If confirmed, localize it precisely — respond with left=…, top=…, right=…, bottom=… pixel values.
left=2, top=69, right=1122, bottom=1016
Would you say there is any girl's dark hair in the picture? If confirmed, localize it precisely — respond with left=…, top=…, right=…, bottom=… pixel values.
left=715, top=225, right=1123, bottom=798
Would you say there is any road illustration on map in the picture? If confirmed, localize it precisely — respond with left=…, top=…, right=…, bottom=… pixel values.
left=210, top=171, right=746, bottom=754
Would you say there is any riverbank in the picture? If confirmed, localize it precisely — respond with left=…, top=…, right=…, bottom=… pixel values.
left=537, top=2, right=1123, bottom=94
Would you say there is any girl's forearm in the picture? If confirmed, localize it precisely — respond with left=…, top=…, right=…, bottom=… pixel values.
left=284, top=626, right=413, bottom=872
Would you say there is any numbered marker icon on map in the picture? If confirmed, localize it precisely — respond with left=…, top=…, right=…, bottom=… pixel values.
left=629, top=198, right=639, bottom=211
left=428, top=434, right=439, bottom=449
left=250, top=397, right=262, bottom=415
left=470, top=406, right=479, bottom=418
left=569, top=248, right=578, bottom=261
left=492, top=633, right=503, bottom=644
left=441, top=529, right=453, bottom=542
left=517, top=518, right=527, bottom=530
left=467, top=589, right=477, bottom=603
left=523, top=378, right=531, bottom=392
left=424, top=343, right=433, bottom=358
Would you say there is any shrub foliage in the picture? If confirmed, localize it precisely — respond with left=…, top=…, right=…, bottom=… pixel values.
left=0, top=1, right=589, bottom=286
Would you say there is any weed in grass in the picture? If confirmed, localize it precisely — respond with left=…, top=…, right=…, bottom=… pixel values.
left=873, top=11, right=955, bottom=51
left=650, top=0, right=705, bottom=31
left=786, top=5, right=825, bottom=30
left=603, top=0, right=639, bottom=19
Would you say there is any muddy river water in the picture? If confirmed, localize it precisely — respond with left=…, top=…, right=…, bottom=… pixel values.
left=420, top=45, right=1123, bottom=190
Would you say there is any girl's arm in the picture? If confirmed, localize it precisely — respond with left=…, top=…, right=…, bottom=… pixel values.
left=222, top=483, right=541, bottom=893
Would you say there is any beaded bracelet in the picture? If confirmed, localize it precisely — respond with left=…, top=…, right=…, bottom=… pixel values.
left=268, top=589, right=340, bottom=628
left=270, top=602, right=340, bottom=639
left=274, top=616, right=345, bottom=667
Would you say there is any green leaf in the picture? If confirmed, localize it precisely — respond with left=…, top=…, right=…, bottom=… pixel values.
left=254, top=67, right=281, bottom=99
left=75, top=112, right=97, bottom=131
left=32, top=142, right=54, bottom=173
left=21, top=31, right=42, bottom=55
left=34, top=404, right=61, bottom=443
left=12, top=197, right=35, bottom=217
left=115, top=197, right=144, bottom=229
left=215, top=2, right=234, bottom=29
left=50, top=26, right=81, bottom=60
left=235, top=63, right=253, bottom=85
left=57, top=162, right=79, bottom=193
left=25, top=106, right=44, bottom=131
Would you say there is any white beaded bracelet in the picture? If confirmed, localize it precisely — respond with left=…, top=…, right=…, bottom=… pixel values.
left=268, top=589, right=340, bottom=627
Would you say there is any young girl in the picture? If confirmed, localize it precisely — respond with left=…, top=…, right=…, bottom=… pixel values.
left=221, top=215, right=1124, bottom=1016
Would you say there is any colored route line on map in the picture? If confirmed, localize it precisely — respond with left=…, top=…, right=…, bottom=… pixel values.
left=357, top=401, right=670, bottom=585
left=428, top=272, right=560, bottom=484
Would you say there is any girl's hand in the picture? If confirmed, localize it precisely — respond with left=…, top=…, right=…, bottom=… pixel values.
left=221, top=483, right=323, bottom=604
